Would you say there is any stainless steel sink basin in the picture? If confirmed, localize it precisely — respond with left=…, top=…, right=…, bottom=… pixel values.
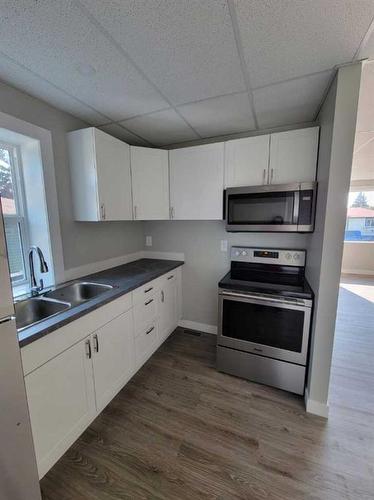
left=43, top=282, right=113, bottom=306
left=15, top=298, right=71, bottom=331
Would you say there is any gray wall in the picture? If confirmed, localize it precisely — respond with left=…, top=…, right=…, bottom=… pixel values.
left=144, top=220, right=309, bottom=326
left=305, top=63, right=362, bottom=410
left=0, top=80, right=144, bottom=272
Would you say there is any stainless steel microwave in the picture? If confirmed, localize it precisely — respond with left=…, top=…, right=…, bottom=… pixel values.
left=225, top=182, right=317, bottom=232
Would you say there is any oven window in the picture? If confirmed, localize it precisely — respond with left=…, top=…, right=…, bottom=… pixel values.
left=228, top=191, right=295, bottom=225
left=222, top=299, right=304, bottom=352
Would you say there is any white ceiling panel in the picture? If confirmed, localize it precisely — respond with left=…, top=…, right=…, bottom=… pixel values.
left=234, top=0, right=374, bottom=88
left=253, top=71, right=333, bottom=129
left=78, top=0, right=246, bottom=105
left=98, top=123, right=151, bottom=146
left=0, top=0, right=168, bottom=121
left=355, top=61, right=374, bottom=132
left=177, top=92, right=256, bottom=138
left=0, top=53, right=108, bottom=125
left=120, top=109, right=199, bottom=147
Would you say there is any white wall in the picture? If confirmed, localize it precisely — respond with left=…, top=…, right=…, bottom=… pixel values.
left=0, top=80, right=144, bottom=279
left=305, top=63, right=363, bottom=417
left=342, top=242, right=374, bottom=275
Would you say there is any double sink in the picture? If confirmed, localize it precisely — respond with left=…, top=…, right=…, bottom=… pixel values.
left=15, top=282, right=113, bottom=331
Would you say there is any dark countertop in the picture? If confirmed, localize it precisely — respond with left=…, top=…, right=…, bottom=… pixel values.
left=18, top=259, right=184, bottom=348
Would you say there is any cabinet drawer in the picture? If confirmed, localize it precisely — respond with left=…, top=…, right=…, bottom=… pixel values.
left=160, top=271, right=177, bottom=285
left=133, top=295, right=158, bottom=337
left=132, top=277, right=160, bottom=303
left=135, top=321, right=159, bottom=367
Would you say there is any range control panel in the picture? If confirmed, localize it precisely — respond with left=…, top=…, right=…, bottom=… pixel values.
left=231, top=247, right=306, bottom=267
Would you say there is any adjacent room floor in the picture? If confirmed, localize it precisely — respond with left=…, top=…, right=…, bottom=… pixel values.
left=41, top=281, right=374, bottom=500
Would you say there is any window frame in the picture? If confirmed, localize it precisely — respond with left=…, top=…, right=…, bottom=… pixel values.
left=0, top=140, right=30, bottom=286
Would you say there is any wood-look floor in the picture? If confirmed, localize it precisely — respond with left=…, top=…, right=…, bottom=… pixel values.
left=41, top=280, right=374, bottom=500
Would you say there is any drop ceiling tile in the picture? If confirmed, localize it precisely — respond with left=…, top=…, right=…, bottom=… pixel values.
left=234, top=0, right=374, bottom=88
left=354, top=132, right=374, bottom=153
left=253, top=71, right=333, bottom=129
left=79, top=0, right=246, bottom=105
left=355, top=61, right=374, bottom=133
left=120, top=109, right=199, bottom=147
left=0, top=53, right=108, bottom=125
left=177, top=93, right=256, bottom=138
left=98, top=123, right=151, bottom=147
left=0, top=0, right=168, bottom=121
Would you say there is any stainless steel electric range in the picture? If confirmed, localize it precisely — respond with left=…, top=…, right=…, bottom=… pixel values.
left=217, top=246, right=313, bottom=395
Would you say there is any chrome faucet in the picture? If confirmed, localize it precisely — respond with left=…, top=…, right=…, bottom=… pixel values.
left=29, top=246, right=49, bottom=296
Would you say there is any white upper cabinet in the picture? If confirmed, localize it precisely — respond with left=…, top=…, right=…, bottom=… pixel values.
left=68, top=127, right=133, bottom=221
left=224, top=135, right=270, bottom=187
left=169, top=143, right=224, bottom=220
left=269, top=127, right=319, bottom=185
left=130, top=146, right=169, bottom=220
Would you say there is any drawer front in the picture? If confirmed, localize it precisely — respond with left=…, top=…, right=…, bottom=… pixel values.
left=160, top=271, right=177, bottom=285
left=132, top=277, right=161, bottom=304
left=133, top=295, right=158, bottom=337
left=135, top=321, right=159, bottom=368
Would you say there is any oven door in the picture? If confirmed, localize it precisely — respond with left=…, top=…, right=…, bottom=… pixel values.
left=217, top=290, right=312, bottom=365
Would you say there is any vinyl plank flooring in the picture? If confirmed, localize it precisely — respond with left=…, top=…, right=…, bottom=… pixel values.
left=41, top=278, right=374, bottom=500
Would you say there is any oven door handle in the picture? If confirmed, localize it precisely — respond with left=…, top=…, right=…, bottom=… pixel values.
left=220, top=290, right=309, bottom=307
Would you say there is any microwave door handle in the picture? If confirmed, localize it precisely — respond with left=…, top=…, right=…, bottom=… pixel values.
left=293, top=191, right=300, bottom=225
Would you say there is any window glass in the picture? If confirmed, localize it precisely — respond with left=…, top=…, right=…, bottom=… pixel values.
left=0, top=144, right=28, bottom=283
left=345, top=191, right=374, bottom=241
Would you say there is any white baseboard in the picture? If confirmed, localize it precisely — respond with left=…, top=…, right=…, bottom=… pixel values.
left=341, top=268, right=374, bottom=276
left=142, top=250, right=185, bottom=261
left=63, top=251, right=143, bottom=282
left=304, top=387, right=329, bottom=418
left=178, top=319, right=217, bottom=335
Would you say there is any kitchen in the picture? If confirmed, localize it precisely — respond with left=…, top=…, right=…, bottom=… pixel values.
left=0, top=2, right=373, bottom=499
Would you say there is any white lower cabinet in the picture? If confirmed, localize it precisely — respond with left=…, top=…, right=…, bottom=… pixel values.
left=91, top=309, right=134, bottom=413
left=23, top=267, right=182, bottom=479
left=159, top=273, right=177, bottom=343
left=25, top=337, right=96, bottom=478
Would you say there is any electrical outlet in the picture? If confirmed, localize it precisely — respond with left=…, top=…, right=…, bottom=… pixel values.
left=220, top=239, right=228, bottom=252
left=145, top=235, right=152, bottom=247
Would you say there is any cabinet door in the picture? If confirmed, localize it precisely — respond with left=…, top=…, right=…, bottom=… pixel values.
left=225, top=135, right=270, bottom=187
left=159, top=274, right=177, bottom=342
left=94, top=128, right=133, bottom=221
left=92, top=309, right=134, bottom=413
left=25, top=337, right=95, bottom=478
left=269, top=127, right=319, bottom=185
left=131, top=146, right=169, bottom=220
left=169, top=143, right=224, bottom=220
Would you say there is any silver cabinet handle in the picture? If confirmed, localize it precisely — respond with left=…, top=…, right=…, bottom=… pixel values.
left=144, top=287, right=153, bottom=294
left=263, top=168, right=267, bottom=184
left=170, top=206, right=174, bottom=219
left=85, top=339, right=92, bottom=359
left=161, top=290, right=164, bottom=303
left=145, top=298, right=153, bottom=306
left=270, top=168, right=274, bottom=184
left=167, top=275, right=174, bottom=280
left=134, top=205, right=137, bottom=219
left=146, top=326, right=155, bottom=335
left=93, top=334, right=99, bottom=353
left=100, top=203, right=106, bottom=220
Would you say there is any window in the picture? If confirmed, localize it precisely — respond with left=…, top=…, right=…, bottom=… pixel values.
left=0, top=142, right=29, bottom=284
left=345, top=190, right=374, bottom=241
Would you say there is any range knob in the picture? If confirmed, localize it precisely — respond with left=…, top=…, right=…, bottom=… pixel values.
left=293, top=253, right=300, bottom=261
left=241, top=250, right=247, bottom=256
left=235, top=250, right=240, bottom=256
left=285, top=252, right=292, bottom=260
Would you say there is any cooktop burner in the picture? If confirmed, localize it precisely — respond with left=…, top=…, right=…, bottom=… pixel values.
left=218, top=246, right=313, bottom=300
